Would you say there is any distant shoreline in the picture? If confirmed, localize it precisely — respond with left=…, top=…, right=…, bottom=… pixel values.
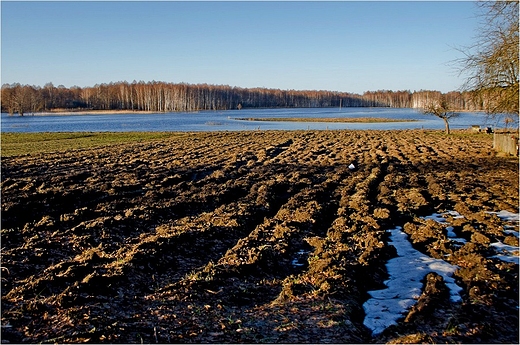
left=4, top=108, right=483, bottom=117
left=16, top=110, right=158, bottom=116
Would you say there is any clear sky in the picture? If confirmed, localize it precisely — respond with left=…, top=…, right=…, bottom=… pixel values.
left=1, top=1, right=479, bottom=94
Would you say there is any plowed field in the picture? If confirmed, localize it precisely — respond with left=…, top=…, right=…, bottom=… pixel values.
left=1, top=130, right=518, bottom=343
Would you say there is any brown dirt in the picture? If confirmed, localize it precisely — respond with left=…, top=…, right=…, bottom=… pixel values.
left=1, top=130, right=518, bottom=343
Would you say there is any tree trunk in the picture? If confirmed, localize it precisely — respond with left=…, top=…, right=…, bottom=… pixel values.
left=443, top=118, right=450, bottom=134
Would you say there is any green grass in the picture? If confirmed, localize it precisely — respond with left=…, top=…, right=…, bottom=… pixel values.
left=1, top=132, right=186, bottom=157
left=425, top=129, right=494, bottom=141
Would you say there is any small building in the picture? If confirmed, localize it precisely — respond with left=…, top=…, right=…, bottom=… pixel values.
left=471, top=125, right=481, bottom=132
left=493, top=131, right=519, bottom=157
left=471, top=125, right=493, bottom=133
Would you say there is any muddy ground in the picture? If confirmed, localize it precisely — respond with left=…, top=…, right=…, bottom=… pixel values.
left=1, top=130, right=518, bottom=343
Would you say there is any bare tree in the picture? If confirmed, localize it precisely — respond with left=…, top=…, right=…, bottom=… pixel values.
left=423, top=97, right=459, bottom=134
left=457, top=0, right=519, bottom=119
left=12, top=83, right=31, bottom=116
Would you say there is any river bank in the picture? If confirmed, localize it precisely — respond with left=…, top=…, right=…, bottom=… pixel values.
left=13, top=109, right=157, bottom=116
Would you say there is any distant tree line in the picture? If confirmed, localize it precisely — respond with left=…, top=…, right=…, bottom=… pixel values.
left=1, top=81, right=481, bottom=116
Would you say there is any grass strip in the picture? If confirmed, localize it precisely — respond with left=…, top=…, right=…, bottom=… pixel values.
left=1, top=132, right=186, bottom=157
left=233, top=117, right=417, bottom=123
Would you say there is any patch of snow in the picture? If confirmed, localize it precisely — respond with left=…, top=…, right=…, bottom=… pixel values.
left=291, top=249, right=309, bottom=267
left=423, top=211, right=467, bottom=244
left=487, top=211, right=520, bottom=238
left=486, top=210, right=520, bottom=264
left=489, top=242, right=519, bottom=264
left=504, top=229, right=520, bottom=238
left=446, top=226, right=458, bottom=239
left=491, top=254, right=519, bottom=264
left=424, top=210, right=464, bottom=222
left=490, top=242, right=519, bottom=253
left=424, top=212, right=448, bottom=223
left=487, top=210, right=520, bottom=223
left=363, top=210, right=520, bottom=335
left=425, top=210, right=520, bottom=263
left=363, top=226, right=462, bottom=336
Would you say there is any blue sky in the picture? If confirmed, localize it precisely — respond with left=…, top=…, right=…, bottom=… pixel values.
left=1, top=1, right=479, bottom=94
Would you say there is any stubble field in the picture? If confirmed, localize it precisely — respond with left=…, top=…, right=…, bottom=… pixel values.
left=1, top=129, right=518, bottom=343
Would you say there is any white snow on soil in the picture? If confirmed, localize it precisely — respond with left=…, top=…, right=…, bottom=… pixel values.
left=486, top=210, right=519, bottom=264
left=363, top=210, right=520, bottom=336
left=291, top=249, right=309, bottom=267
left=363, top=226, right=462, bottom=336
left=487, top=210, right=520, bottom=223
left=424, top=211, right=467, bottom=244
left=426, top=210, right=519, bottom=263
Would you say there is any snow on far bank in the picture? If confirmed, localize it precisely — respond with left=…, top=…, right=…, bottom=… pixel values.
left=363, top=226, right=462, bottom=336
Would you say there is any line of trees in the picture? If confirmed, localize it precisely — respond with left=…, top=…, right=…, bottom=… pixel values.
left=363, top=89, right=479, bottom=110
left=1, top=81, right=482, bottom=116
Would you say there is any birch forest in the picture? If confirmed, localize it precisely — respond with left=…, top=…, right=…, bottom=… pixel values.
left=1, top=81, right=481, bottom=116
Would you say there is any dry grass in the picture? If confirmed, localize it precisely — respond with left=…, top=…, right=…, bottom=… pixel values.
left=1, top=132, right=186, bottom=157
left=234, top=117, right=416, bottom=123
